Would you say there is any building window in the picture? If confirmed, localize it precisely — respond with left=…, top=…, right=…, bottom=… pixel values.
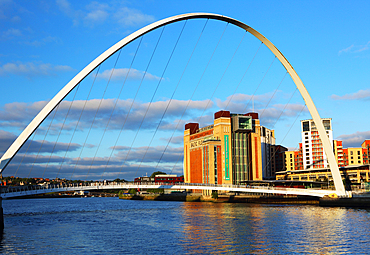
left=351, top=151, right=353, bottom=155
left=358, top=151, right=360, bottom=155
left=323, top=119, right=331, bottom=130
left=303, top=121, right=310, bottom=132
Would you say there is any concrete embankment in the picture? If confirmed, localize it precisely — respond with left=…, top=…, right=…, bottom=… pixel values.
left=120, top=193, right=203, bottom=202
left=119, top=193, right=321, bottom=204
left=319, top=197, right=370, bottom=207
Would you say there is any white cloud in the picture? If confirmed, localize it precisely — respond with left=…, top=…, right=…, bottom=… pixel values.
left=336, top=131, right=370, bottom=148
left=23, top=36, right=62, bottom=47
left=0, top=61, right=74, bottom=77
left=215, top=92, right=307, bottom=127
left=97, top=68, right=162, bottom=81
left=0, top=98, right=211, bottom=131
left=84, top=2, right=109, bottom=25
left=357, top=41, right=370, bottom=52
left=4, top=28, right=22, bottom=36
left=216, top=92, right=276, bottom=111
left=114, top=7, right=155, bottom=27
left=338, top=44, right=354, bottom=55
left=338, top=41, right=370, bottom=55
left=85, top=9, right=108, bottom=24
left=113, top=145, right=182, bottom=163
left=0, top=0, right=14, bottom=20
left=331, top=89, right=370, bottom=101
left=160, top=135, right=183, bottom=145
left=1, top=141, right=183, bottom=180
left=11, top=15, right=21, bottom=22
left=1, top=27, right=22, bottom=40
left=56, top=0, right=155, bottom=28
left=56, top=0, right=81, bottom=26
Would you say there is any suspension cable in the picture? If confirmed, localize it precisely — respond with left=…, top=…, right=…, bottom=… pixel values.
left=254, top=87, right=301, bottom=179
left=168, top=40, right=264, bottom=176
left=112, top=27, right=166, bottom=178
left=39, top=83, right=81, bottom=178
left=224, top=42, right=263, bottom=111
left=156, top=23, right=229, bottom=173
left=167, top=24, right=251, bottom=175
left=15, top=97, right=62, bottom=177
left=259, top=71, right=288, bottom=118
left=133, top=20, right=188, bottom=177
left=270, top=88, right=299, bottom=130
left=96, top=37, right=144, bottom=181
left=57, top=65, right=102, bottom=179
left=69, top=50, right=121, bottom=179
left=196, top=29, right=246, bottom=124
left=243, top=56, right=276, bottom=113
left=153, top=19, right=209, bottom=172
left=154, top=21, right=228, bottom=175
left=38, top=104, right=61, bottom=178
left=260, top=103, right=307, bottom=177
left=84, top=37, right=142, bottom=181
left=167, top=39, right=264, bottom=176
left=117, top=25, right=170, bottom=178
left=72, top=48, right=123, bottom=181
left=14, top=131, right=37, bottom=177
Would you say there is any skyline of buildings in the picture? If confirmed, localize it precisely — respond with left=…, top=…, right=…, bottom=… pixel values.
left=280, top=120, right=370, bottom=184
left=285, top=119, right=370, bottom=173
left=183, top=110, right=369, bottom=187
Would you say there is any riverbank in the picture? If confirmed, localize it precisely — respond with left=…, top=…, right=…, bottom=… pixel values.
left=119, top=193, right=321, bottom=205
left=6, top=191, right=119, bottom=199
left=120, top=193, right=370, bottom=207
left=319, top=196, right=370, bottom=207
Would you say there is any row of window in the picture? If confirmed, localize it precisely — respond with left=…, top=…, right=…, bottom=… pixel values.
left=350, top=161, right=361, bottom=164
left=350, top=150, right=361, bottom=155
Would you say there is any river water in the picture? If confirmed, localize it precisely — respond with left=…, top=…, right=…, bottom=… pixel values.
left=1, top=197, right=370, bottom=254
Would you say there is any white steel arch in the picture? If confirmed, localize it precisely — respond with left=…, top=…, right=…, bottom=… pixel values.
left=0, top=13, right=346, bottom=195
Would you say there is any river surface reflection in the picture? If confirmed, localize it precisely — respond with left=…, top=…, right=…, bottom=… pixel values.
left=1, top=198, right=369, bottom=254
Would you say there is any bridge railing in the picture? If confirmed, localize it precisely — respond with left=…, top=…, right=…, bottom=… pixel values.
left=0, top=183, right=90, bottom=195
left=0, top=181, right=335, bottom=197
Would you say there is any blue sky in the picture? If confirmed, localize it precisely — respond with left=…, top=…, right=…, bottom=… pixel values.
left=0, top=0, right=369, bottom=180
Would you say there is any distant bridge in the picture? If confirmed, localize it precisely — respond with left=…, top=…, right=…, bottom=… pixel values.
left=0, top=182, right=337, bottom=199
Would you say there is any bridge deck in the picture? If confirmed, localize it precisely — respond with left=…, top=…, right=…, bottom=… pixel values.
left=0, top=182, right=337, bottom=198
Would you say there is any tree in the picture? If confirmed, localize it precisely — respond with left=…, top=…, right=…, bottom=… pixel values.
left=128, top=188, right=137, bottom=194
left=150, top=171, right=166, bottom=178
left=147, top=188, right=164, bottom=194
left=211, top=191, right=218, bottom=199
left=113, top=178, right=127, bottom=182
